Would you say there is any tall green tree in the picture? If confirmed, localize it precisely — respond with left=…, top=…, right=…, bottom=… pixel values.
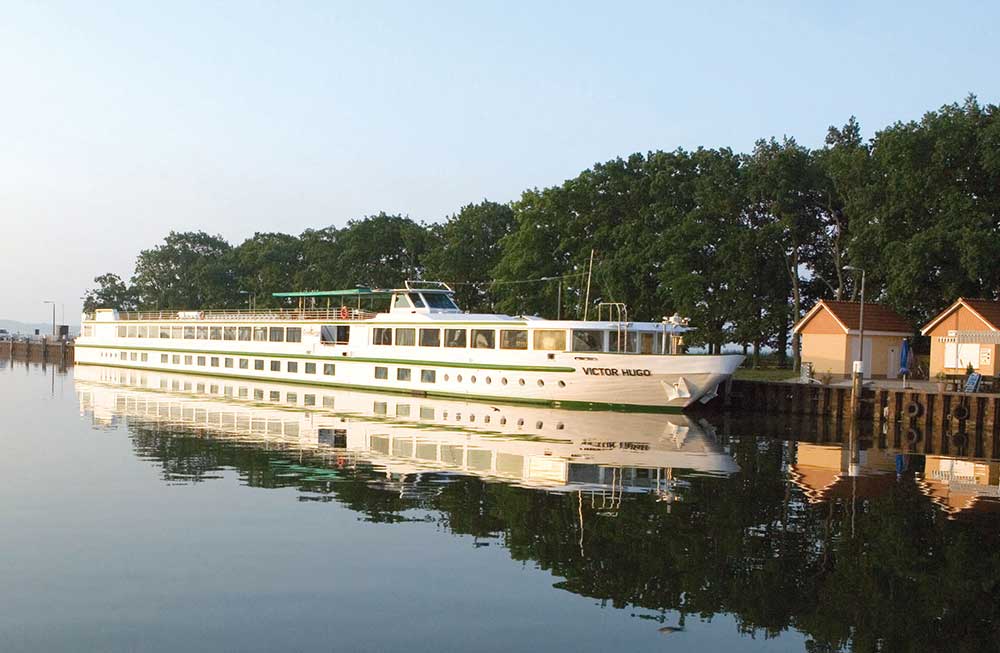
left=130, top=231, right=235, bottom=310
left=82, top=273, right=137, bottom=311
left=232, top=232, right=304, bottom=308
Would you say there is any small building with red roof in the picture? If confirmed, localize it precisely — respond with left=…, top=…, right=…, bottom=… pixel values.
left=920, top=298, right=1000, bottom=377
left=793, top=300, right=913, bottom=379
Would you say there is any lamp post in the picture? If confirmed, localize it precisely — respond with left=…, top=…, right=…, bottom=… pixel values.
left=42, top=300, right=55, bottom=337
left=844, top=266, right=866, bottom=374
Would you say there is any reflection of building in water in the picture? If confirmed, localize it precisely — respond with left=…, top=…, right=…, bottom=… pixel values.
left=789, top=443, right=898, bottom=503
left=75, top=365, right=739, bottom=494
left=918, top=457, right=1000, bottom=517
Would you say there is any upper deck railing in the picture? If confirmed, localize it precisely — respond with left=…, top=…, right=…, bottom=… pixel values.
left=82, top=308, right=379, bottom=322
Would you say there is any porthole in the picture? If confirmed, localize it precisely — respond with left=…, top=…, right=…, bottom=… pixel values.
left=518, top=379, right=525, bottom=386
left=557, top=380, right=566, bottom=388
left=456, top=413, right=461, bottom=421
left=556, top=422, right=564, bottom=430
left=469, top=414, right=476, bottom=422
left=516, top=418, right=524, bottom=427
left=500, top=417, right=507, bottom=425
left=485, top=376, right=492, bottom=384
left=484, top=415, right=491, bottom=424
left=444, top=374, right=450, bottom=381
left=457, top=374, right=463, bottom=382
left=535, top=421, right=543, bottom=429
left=470, top=375, right=477, bottom=384
left=501, top=378, right=508, bottom=385
left=537, top=379, right=544, bottom=387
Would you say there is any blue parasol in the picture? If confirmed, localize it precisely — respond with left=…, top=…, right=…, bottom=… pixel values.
left=899, top=339, right=910, bottom=376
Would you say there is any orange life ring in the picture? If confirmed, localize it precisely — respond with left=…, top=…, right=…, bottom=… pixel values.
left=339, top=306, right=349, bottom=320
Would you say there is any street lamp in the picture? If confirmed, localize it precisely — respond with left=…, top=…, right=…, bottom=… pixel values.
left=42, top=300, right=55, bottom=337
left=844, top=266, right=866, bottom=374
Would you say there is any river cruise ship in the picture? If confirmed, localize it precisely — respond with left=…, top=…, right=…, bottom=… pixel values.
left=77, top=282, right=744, bottom=411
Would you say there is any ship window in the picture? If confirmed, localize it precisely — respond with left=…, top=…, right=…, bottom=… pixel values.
left=223, top=326, right=236, bottom=341
left=161, top=354, right=168, bottom=363
left=392, top=294, right=412, bottom=309
left=140, top=353, right=148, bottom=362
left=421, top=369, right=436, bottom=383
left=197, top=356, right=206, bottom=366
left=608, top=331, right=637, bottom=353
left=196, top=326, right=208, bottom=340
left=210, top=327, right=222, bottom=340
left=136, top=326, right=146, bottom=338
left=159, top=327, right=170, bottom=339
left=127, top=326, right=137, bottom=338
left=471, top=329, right=495, bottom=349
left=396, top=404, right=411, bottom=417
left=287, top=361, right=298, bottom=373
left=419, top=329, right=440, bottom=347
left=238, top=327, right=251, bottom=341
left=372, top=328, right=393, bottom=345
left=184, top=326, right=195, bottom=339
left=444, top=329, right=466, bottom=348
left=117, top=326, right=126, bottom=338
left=173, top=355, right=181, bottom=364
left=269, top=391, right=280, bottom=402
left=224, top=358, right=233, bottom=368
left=323, top=364, right=335, bottom=376
left=322, top=396, right=335, bottom=408
left=210, top=357, right=219, bottom=367
left=268, top=327, right=284, bottom=342
left=270, top=360, right=280, bottom=371
left=130, top=352, right=137, bottom=361
left=304, top=394, right=316, bottom=406
left=238, top=387, right=248, bottom=398
left=408, top=293, right=426, bottom=308
left=532, top=330, right=566, bottom=351
left=397, top=368, right=411, bottom=381
left=254, top=389, right=264, bottom=400
left=305, top=362, right=316, bottom=374
left=572, top=330, right=603, bottom=352
left=253, top=327, right=267, bottom=342
left=420, top=406, right=435, bottom=420
left=500, top=330, right=528, bottom=350
left=424, top=294, right=458, bottom=310
left=286, top=327, right=302, bottom=343
left=286, top=393, right=297, bottom=404
left=254, top=359, right=264, bottom=370
left=171, top=326, right=183, bottom=339
left=336, top=325, right=350, bottom=343
left=374, top=366, right=389, bottom=380
left=239, top=358, right=248, bottom=369
left=395, top=328, right=416, bottom=346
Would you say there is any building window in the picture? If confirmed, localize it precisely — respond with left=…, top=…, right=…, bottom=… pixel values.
left=374, top=366, right=388, bottom=380
left=532, top=329, right=567, bottom=351
left=323, top=363, right=335, bottom=376
left=419, top=329, right=441, bottom=347
left=471, top=329, right=495, bottom=349
left=270, top=361, right=280, bottom=372
left=421, top=369, right=436, bottom=383
left=254, top=359, right=264, bottom=370
left=397, top=368, right=411, bottom=381
left=445, top=329, right=466, bottom=348
left=373, top=328, right=393, bottom=345
left=395, top=328, right=416, bottom=346
left=305, top=362, right=316, bottom=374
left=287, top=361, right=298, bottom=373
left=269, top=327, right=284, bottom=342
left=211, top=357, right=219, bottom=367
left=500, top=330, right=528, bottom=350
left=286, top=327, right=302, bottom=343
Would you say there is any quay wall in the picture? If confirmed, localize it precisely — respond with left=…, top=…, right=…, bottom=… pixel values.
left=1, top=340, right=75, bottom=365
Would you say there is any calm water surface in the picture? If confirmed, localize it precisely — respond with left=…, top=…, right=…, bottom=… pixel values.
left=2, top=361, right=999, bottom=652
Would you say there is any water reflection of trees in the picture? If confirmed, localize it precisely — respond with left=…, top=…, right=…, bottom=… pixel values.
left=127, top=423, right=1000, bottom=652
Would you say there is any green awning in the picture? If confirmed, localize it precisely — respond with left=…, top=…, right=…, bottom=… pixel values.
left=271, top=287, right=391, bottom=299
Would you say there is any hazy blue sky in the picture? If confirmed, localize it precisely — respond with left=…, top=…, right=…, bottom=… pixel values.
left=1, top=1, right=997, bottom=323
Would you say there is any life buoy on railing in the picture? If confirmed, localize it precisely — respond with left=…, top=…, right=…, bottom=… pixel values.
left=952, top=432, right=968, bottom=448
left=339, top=306, right=350, bottom=320
left=953, top=404, right=970, bottom=420
left=905, top=400, right=923, bottom=418
left=905, top=427, right=921, bottom=444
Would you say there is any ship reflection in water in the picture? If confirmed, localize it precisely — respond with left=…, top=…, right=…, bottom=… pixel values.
left=75, top=365, right=738, bottom=503
left=64, top=364, right=1000, bottom=651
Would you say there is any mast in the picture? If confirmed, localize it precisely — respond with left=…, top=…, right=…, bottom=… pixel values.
left=583, top=249, right=595, bottom=321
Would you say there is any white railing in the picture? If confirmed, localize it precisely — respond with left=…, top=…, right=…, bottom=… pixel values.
left=82, top=308, right=378, bottom=322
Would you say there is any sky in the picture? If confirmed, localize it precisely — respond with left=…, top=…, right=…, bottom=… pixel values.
left=1, top=1, right=997, bottom=324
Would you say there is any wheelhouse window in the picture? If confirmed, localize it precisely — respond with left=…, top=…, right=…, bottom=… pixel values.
left=532, top=330, right=566, bottom=351
left=471, top=329, right=495, bottom=349
left=268, top=327, right=284, bottom=342
left=372, top=328, right=393, bottom=345
left=423, top=294, right=458, bottom=310
left=419, top=329, right=440, bottom=347
left=286, top=327, right=302, bottom=343
left=392, top=294, right=412, bottom=310
left=445, top=329, right=466, bottom=348
left=408, top=293, right=426, bottom=308
left=500, top=330, right=528, bottom=350
left=395, top=328, right=416, bottom=346
left=572, top=330, right=603, bottom=352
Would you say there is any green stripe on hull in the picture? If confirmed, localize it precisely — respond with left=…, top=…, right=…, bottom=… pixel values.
left=75, top=361, right=683, bottom=414
left=75, top=343, right=574, bottom=373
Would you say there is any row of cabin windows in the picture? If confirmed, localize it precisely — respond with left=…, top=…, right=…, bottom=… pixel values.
left=371, top=364, right=566, bottom=389
left=154, top=378, right=338, bottom=410
left=121, top=350, right=336, bottom=376
left=368, top=327, right=658, bottom=353
left=116, top=324, right=304, bottom=343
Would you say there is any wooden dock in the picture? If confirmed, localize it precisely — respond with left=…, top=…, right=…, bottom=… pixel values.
left=717, top=379, right=1000, bottom=458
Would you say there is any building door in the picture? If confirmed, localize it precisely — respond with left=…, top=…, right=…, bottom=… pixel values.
left=849, top=336, right=873, bottom=379
left=886, top=345, right=898, bottom=379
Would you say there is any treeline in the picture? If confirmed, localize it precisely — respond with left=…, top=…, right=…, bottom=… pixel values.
left=85, top=96, right=1000, bottom=367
